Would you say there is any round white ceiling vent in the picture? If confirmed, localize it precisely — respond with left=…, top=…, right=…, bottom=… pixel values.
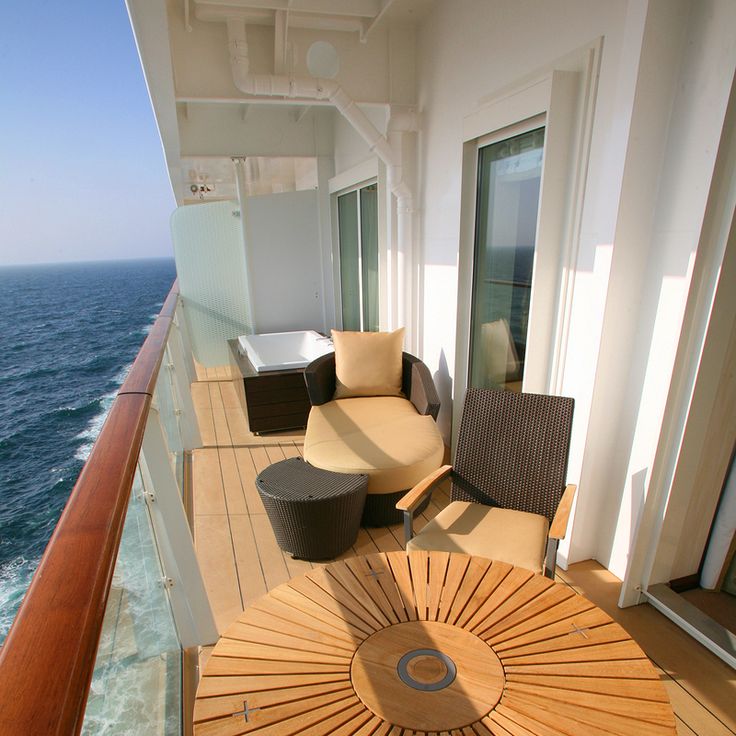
left=306, top=41, right=340, bottom=79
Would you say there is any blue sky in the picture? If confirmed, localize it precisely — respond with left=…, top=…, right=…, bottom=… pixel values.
left=1, top=1, right=175, bottom=265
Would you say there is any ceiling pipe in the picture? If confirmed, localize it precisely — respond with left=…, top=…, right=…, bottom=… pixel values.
left=226, top=18, right=409, bottom=199
left=226, top=17, right=415, bottom=340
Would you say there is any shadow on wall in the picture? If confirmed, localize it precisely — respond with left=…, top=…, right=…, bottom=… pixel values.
left=434, top=349, right=453, bottom=441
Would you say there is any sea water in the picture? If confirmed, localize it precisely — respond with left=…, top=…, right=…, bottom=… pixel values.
left=0, top=258, right=176, bottom=642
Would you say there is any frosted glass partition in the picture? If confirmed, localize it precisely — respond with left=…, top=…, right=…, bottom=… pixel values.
left=82, top=466, right=181, bottom=736
left=171, top=200, right=253, bottom=366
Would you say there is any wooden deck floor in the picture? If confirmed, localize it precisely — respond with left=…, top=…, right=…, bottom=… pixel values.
left=190, top=376, right=736, bottom=736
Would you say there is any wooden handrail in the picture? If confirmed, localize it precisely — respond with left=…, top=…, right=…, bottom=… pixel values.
left=0, top=281, right=180, bottom=735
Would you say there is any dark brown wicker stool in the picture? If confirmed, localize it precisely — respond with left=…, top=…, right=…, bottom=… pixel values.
left=255, top=458, right=368, bottom=560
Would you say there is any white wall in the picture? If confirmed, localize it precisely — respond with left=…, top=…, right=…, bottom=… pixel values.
left=574, top=0, right=736, bottom=576
left=246, top=190, right=325, bottom=334
left=411, top=0, right=736, bottom=579
left=414, top=0, right=629, bottom=447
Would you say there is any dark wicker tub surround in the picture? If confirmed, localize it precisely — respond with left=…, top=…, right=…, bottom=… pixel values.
left=303, top=352, right=442, bottom=526
left=255, top=458, right=368, bottom=560
left=228, top=339, right=312, bottom=433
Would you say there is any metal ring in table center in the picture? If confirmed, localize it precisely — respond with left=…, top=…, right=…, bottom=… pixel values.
left=350, top=620, right=505, bottom=733
left=397, top=648, right=457, bottom=691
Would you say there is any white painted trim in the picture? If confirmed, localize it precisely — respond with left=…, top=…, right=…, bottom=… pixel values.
left=524, top=70, right=579, bottom=393
left=377, top=161, right=390, bottom=330
left=328, top=159, right=379, bottom=194
left=126, top=0, right=185, bottom=203
left=454, top=57, right=597, bottom=424
left=620, top=73, right=736, bottom=607
left=452, top=141, right=482, bottom=452
left=549, top=45, right=601, bottom=394
left=642, top=585, right=736, bottom=670
left=330, top=189, right=344, bottom=330
left=316, top=155, right=337, bottom=332
left=463, top=76, right=553, bottom=144
left=454, top=113, right=546, bottom=427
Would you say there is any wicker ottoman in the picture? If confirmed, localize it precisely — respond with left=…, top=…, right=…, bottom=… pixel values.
left=255, top=458, right=368, bottom=560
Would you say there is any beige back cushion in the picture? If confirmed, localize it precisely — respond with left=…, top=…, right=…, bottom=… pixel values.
left=332, top=328, right=404, bottom=398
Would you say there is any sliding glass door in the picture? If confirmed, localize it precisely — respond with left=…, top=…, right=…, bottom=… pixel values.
left=469, top=127, right=545, bottom=391
left=337, top=183, right=378, bottom=332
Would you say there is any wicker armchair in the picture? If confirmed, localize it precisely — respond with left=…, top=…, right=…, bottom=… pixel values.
left=397, top=387, right=576, bottom=578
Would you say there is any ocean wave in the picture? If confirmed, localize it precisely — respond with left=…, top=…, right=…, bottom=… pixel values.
left=74, top=391, right=119, bottom=461
left=73, top=361, right=133, bottom=461
left=53, top=399, right=102, bottom=419
left=78, top=354, right=117, bottom=375
left=0, top=556, right=39, bottom=640
left=0, top=364, right=62, bottom=384
left=112, top=364, right=132, bottom=387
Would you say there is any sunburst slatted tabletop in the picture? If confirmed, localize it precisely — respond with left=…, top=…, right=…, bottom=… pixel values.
left=194, top=551, right=677, bottom=735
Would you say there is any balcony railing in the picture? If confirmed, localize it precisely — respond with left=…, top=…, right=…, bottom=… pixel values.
left=0, top=282, right=215, bottom=735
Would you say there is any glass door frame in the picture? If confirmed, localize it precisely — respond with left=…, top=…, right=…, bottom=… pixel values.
left=453, top=69, right=590, bottom=454
left=333, top=178, right=380, bottom=331
left=468, top=121, right=546, bottom=392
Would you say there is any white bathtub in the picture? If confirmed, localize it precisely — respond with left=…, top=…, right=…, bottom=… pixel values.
left=237, top=330, right=333, bottom=372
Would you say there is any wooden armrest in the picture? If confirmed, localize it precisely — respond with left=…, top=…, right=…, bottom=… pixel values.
left=549, top=484, right=577, bottom=539
left=396, top=465, right=453, bottom=513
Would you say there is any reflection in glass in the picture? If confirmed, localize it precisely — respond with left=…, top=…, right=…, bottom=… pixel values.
left=338, top=183, right=379, bottom=332
left=469, top=127, right=544, bottom=391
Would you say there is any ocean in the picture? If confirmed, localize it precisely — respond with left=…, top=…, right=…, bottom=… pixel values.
left=0, top=258, right=176, bottom=642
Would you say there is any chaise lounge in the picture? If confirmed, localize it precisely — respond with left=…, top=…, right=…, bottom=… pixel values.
left=302, top=329, right=445, bottom=526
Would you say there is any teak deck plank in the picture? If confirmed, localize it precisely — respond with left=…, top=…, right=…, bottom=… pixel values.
left=191, top=378, right=735, bottom=736
left=192, top=448, right=226, bottom=516
left=217, top=446, right=248, bottom=515
left=193, top=514, right=243, bottom=634
left=228, top=514, right=268, bottom=608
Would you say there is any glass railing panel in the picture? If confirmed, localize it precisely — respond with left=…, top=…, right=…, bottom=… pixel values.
left=82, top=465, right=181, bottom=736
left=154, top=356, right=185, bottom=493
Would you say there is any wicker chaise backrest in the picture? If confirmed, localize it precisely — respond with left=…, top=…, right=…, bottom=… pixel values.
left=452, top=388, right=574, bottom=524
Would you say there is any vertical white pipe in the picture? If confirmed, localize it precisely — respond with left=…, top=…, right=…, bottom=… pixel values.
left=232, top=157, right=257, bottom=333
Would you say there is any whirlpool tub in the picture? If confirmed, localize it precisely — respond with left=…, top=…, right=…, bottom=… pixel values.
left=237, top=330, right=333, bottom=373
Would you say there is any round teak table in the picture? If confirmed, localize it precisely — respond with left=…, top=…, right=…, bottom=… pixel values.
left=194, top=551, right=677, bottom=735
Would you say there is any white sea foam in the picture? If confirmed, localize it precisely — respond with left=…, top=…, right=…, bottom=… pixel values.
left=0, top=556, right=39, bottom=639
left=73, top=364, right=133, bottom=461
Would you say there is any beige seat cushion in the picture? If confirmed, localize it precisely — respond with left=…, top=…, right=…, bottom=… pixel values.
left=304, top=396, right=444, bottom=495
left=332, top=328, right=404, bottom=398
left=406, top=501, right=549, bottom=574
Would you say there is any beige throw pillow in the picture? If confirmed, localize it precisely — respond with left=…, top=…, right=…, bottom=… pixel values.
left=332, top=328, right=405, bottom=398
